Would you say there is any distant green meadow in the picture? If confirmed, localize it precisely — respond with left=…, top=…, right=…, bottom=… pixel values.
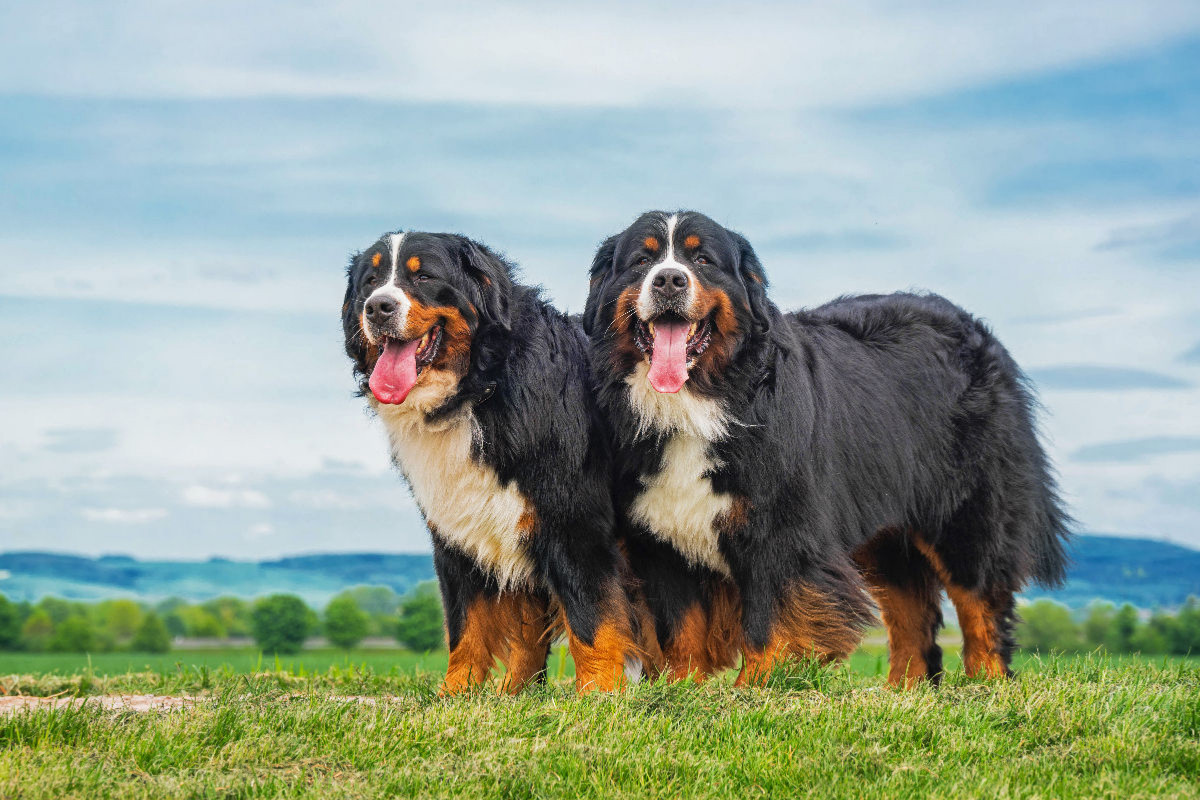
left=2, top=648, right=1197, bottom=799
left=2, top=643, right=935, bottom=687
left=1, top=643, right=1194, bottom=691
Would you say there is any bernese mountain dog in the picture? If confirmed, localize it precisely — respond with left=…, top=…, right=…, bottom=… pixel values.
left=342, top=231, right=649, bottom=693
left=583, top=210, right=1071, bottom=687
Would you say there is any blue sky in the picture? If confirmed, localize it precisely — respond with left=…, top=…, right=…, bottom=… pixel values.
left=1, top=0, right=1198, bottom=558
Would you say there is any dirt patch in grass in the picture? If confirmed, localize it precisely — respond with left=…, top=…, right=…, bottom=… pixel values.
left=0, top=694, right=200, bottom=713
left=0, top=693, right=392, bottom=714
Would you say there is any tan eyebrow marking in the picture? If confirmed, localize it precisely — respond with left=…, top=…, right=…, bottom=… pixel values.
left=684, top=235, right=700, bottom=249
left=406, top=256, right=421, bottom=272
left=371, top=252, right=382, bottom=267
left=643, top=236, right=659, bottom=252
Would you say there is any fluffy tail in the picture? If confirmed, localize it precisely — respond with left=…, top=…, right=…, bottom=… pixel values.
left=1018, top=370, right=1074, bottom=587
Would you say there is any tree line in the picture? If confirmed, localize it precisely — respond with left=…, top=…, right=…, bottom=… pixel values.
left=3, top=588, right=1196, bottom=657
left=0, top=582, right=445, bottom=655
left=1016, top=597, right=1200, bottom=654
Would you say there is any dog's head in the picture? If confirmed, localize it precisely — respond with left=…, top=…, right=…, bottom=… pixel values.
left=584, top=211, right=769, bottom=395
left=343, top=231, right=512, bottom=407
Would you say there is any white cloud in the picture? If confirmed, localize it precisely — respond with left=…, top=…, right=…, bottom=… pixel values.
left=81, top=507, right=169, bottom=524
left=246, top=522, right=275, bottom=539
left=287, top=489, right=359, bottom=510
left=3, top=1, right=1198, bottom=109
left=182, top=485, right=272, bottom=509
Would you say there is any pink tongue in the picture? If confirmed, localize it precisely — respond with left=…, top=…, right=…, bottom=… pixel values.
left=647, top=321, right=690, bottom=393
left=369, top=338, right=422, bottom=404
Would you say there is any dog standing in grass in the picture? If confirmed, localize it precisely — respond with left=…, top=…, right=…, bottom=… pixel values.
left=583, top=210, right=1071, bottom=687
left=343, top=231, right=651, bottom=693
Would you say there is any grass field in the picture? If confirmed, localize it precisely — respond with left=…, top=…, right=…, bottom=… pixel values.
left=2, top=647, right=1197, bottom=799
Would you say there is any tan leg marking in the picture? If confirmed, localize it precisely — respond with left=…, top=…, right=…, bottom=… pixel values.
left=912, top=537, right=1007, bottom=679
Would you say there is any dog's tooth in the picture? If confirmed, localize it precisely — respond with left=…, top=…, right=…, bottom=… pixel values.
left=648, top=321, right=655, bottom=337
left=688, top=322, right=697, bottom=338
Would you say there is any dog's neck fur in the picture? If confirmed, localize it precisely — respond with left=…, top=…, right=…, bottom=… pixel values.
left=623, top=361, right=730, bottom=441
left=372, top=370, right=536, bottom=590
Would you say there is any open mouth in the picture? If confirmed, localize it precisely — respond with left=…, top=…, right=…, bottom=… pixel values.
left=635, top=314, right=712, bottom=365
left=368, top=324, right=444, bottom=405
left=634, top=313, right=712, bottom=394
left=401, top=325, right=444, bottom=371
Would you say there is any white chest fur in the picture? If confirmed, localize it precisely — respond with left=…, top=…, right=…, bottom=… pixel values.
left=629, top=433, right=733, bottom=575
left=375, top=392, right=535, bottom=590
left=624, top=361, right=734, bottom=575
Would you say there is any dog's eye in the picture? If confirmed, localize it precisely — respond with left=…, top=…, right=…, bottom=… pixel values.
left=635, top=256, right=651, bottom=267
left=695, top=255, right=710, bottom=265
left=364, top=275, right=379, bottom=287
left=414, top=273, right=431, bottom=284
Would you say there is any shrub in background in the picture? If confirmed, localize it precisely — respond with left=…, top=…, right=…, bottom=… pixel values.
left=174, top=606, right=226, bottom=638
left=20, top=609, right=55, bottom=651
left=342, top=585, right=402, bottom=636
left=47, top=616, right=95, bottom=653
left=1112, top=604, right=1140, bottom=652
left=0, top=595, right=21, bottom=649
left=1016, top=600, right=1081, bottom=652
left=131, top=612, right=172, bottom=653
left=94, top=599, right=144, bottom=642
left=155, top=597, right=189, bottom=638
left=324, top=594, right=370, bottom=649
left=251, top=594, right=313, bottom=654
left=395, top=583, right=445, bottom=652
left=203, top=596, right=252, bottom=637
left=1169, top=598, right=1200, bottom=654
left=1082, top=602, right=1116, bottom=649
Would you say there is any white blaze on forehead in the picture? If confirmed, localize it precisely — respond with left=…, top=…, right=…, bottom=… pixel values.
left=636, top=213, right=697, bottom=320
left=362, top=231, right=411, bottom=342
left=387, top=232, right=406, bottom=286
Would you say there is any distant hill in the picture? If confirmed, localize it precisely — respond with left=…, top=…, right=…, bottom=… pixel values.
left=1, top=534, right=1197, bottom=609
left=1024, top=534, right=1200, bottom=609
left=0, top=552, right=435, bottom=607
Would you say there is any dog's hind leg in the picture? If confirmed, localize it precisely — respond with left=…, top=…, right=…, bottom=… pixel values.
left=912, top=536, right=1014, bottom=679
left=853, top=530, right=944, bottom=688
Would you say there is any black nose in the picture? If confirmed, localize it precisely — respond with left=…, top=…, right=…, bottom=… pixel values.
left=651, top=267, right=689, bottom=299
left=365, top=295, right=398, bottom=321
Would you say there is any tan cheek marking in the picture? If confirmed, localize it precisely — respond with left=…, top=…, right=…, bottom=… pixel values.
left=406, top=256, right=421, bottom=272
left=371, top=252, right=382, bottom=267
left=643, top=236, right=659, bottom=252
left=684, top=235, right=700, bottom=249
left=405, top=303, right=473, bottom=376
left=749, top=271, right=763, bottom=284
left=611, top=285, right=644, bottom=367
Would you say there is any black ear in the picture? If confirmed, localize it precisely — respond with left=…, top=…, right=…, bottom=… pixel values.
left=341, top=252, right=369, bottom=373
left=459, top=238, right=513, bottom=331
left=732, top=232, right=771, bottom=334
left=582, top=235, right=618, bottom=337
